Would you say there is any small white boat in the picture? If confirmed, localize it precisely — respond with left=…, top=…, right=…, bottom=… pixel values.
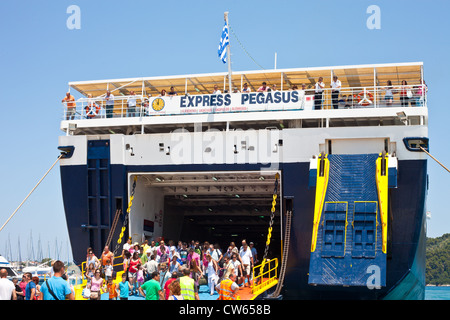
left=22, top=263, right=52, bottom=280
left=0, top=255, right=21, bottom=279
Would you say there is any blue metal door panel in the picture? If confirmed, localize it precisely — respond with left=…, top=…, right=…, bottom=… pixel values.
left=308, top=154, right=387, bottom=287
left=86, top=140, right=111, bottom=253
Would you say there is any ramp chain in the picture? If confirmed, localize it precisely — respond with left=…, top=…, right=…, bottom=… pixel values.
left=111, top=176, right=138, bottom=257
left=269, top=208, right=292, bottom=298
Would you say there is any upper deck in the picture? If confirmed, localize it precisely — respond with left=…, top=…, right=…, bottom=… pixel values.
left=61, top=62, right=428, bottom=135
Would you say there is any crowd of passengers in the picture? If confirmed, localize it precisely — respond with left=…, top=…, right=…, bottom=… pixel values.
left=61, top=77, right=428, bottom=120
left=83, top=238, right=259, bottom=300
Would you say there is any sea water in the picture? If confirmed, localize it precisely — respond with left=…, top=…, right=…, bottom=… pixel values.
left=104, top=285, right=450, bottom=300
left=425, top=286, right=450, bottom=300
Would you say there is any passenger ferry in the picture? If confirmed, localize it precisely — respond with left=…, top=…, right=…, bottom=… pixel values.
left=58, top=62, right=428, bottom=299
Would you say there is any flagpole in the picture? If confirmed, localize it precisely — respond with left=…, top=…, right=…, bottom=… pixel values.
left=224, top=12, right=232, bottom=93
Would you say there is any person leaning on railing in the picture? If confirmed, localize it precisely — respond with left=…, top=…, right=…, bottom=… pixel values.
left=242, top=82, right=251, bottom=92
left=383, top=80, right=395, bottom=106
left=415, top=80, right=427, bottom=107
left=127, top=91, right=137, bottom=117
left=104, top=90, right=115, bottom=118
left=168, top=86, right=178, bottom=96
left=399, top=80, right=412, bottom=107
left=257, top=82, right=269, bottom=92
left=62, top=92, right=76, bottom=120
left=85, top=94, right=100, bottom=119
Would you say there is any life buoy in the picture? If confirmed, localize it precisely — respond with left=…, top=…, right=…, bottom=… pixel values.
left=357, top=91, right=374, bottom=106
left=85, top=104, right=100, bottom=118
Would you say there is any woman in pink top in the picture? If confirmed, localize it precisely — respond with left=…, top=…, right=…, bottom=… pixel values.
left=89, top=269, right=104, bottom=300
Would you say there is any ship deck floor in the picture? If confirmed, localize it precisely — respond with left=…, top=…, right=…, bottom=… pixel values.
left=100, top=280, right=258, bottom=301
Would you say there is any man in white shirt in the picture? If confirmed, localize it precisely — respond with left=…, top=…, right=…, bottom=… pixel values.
left=0, top=269, right=16, bottom=300
left=148, top=240, right=158, bottom=259
left=143, top=254, right=159, bottom=282
left=330, top=76, right=341, bottom=109
left=122, top=238, right=132, bottom=256
left=127, top=91, right=137, bottom=117
left=105, top=90, right=115, bottom=118
left=213, top=85, right=222, bottom=94
left=210, top=244, right=223, bottom=266
left=314, top=77, right=325, bottom=110
left=238, top=242, right=253, bottom=287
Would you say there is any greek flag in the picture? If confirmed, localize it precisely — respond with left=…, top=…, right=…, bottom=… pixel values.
left=218, top=22, right=229, bottom=64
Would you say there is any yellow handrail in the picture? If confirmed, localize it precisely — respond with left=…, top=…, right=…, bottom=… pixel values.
left=251, top=258, right=278, bottom=295
left=80, top=255, right=124, bottom=281
left=75, top=255, right=125, bottom=300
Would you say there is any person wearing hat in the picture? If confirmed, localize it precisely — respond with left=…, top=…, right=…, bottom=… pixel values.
left=169, top=252, right=181, bottom=274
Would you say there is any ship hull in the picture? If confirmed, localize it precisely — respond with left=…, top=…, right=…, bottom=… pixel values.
left=60, top=158, right=426, bottom=300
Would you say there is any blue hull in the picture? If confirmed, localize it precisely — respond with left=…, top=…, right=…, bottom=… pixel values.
left=60, top=156, right=427, bottom=300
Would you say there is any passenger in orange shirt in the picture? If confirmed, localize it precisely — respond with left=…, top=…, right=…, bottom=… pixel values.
left=62, top=92, right=76, bottom=120
left=101, top=246, right=114, bottom=271
left=106, top=278, right=118, bottom=300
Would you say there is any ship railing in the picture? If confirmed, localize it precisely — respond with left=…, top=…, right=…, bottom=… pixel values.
left=74, top=257, right=125, bottom=300
left=321, top=84, right=428, bottom=110
left=80, top=255, right=125, bottom=282
left=251, top=258, right=279, bottom=296
left=61, top=85, right=428, bottom=121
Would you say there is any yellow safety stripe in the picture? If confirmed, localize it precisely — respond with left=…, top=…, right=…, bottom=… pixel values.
left=375, top=153, right=389, bottom=254
left=311, top=155, right=330, bottom=252
left=116, top=176, right=137, bottom=245
left=180, top=277, right=195, bottom=300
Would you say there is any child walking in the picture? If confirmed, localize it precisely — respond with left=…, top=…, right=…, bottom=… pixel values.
left=116, top=273, right=132, bottom=300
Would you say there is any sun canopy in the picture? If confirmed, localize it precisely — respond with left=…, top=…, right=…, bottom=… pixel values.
left=68, top=62, right=423, bottom=98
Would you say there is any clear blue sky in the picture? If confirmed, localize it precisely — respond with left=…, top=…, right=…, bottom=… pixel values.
left=0, top=0, right=449, bottom=262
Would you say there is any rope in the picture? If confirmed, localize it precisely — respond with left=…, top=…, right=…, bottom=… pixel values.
left=228, top=25, right=266, bottom=70
left=419, top=146, right=450, bottom=173
left=0, top=154, right=64, bottom=233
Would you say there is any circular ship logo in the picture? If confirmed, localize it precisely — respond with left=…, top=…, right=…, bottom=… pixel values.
left=152, top=98, right=165, bottom=111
